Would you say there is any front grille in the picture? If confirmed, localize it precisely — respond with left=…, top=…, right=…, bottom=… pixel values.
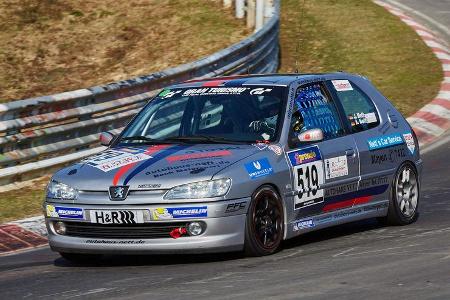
left=64, top=221, right=189, bottom=239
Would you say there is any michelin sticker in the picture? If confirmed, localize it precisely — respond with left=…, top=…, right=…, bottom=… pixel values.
left=151, top=207, right=208, bottom=220
left=46, top=205, right=84, bottom=219
left=367, top=133, right=404, bottom=151
left=332, top=80, right=353, bottom=92
left=83, top=147, right=152, bottom=172
left=325, top=155, right=348, bottom=179
left=293, top=219, right=315, bottom=231
left=403, top=132, right=415, bottom=154
left=245, top=158, right=274, bottom=179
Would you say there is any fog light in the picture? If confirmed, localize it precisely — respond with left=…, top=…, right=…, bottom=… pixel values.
left=187, top=222, right=204, bottom=236
left=53, top=221, right=66, bottom=235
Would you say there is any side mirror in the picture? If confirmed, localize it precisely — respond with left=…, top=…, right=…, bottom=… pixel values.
left=99, top=132, right=115, bottom=146
left=298, top=128, right=324, bottom=143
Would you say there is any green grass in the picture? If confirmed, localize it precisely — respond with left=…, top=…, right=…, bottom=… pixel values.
left=0, top=177, right=48, bottom=223
left=0, top=0, right=249, bottom=102
left=279, top=0, right=442, bottom=117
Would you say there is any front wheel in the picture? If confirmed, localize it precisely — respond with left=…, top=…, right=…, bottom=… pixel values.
left=383, top=162, right=420, bottom=225
left=244, top=185, right=284, bottom=256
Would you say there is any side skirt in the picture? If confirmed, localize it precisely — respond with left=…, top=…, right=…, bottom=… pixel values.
left=285, top=200, right=389, bottom=239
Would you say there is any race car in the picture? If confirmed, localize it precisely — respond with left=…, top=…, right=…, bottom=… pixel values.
left=44, top=73, right=421, bottom=261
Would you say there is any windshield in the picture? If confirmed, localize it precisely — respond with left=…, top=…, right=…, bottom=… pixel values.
left=119, top=85, right=286, bottom=144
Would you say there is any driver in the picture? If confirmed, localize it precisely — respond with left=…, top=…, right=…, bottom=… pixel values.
left=248, top=107, right=278, bottom=139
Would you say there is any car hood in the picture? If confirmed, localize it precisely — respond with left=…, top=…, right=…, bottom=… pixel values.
left=53, top=143, right=263, bottom=191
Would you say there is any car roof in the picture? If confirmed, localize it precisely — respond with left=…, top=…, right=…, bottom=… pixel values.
left=170, top=72, right=363, bottom=88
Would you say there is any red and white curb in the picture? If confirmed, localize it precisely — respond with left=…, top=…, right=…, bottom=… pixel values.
left=1, top=2, right=449, bottom=255
left=0, top=216, right=47, bottom=255
left=374, top=0, right=450, bottom=147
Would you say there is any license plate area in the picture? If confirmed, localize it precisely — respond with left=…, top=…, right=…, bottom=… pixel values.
left=89, top=210, right=144, bottom=224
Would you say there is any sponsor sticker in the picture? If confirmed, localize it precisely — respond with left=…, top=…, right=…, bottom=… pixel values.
left=250, top=88, right=272, bottom=95
left=293, top=219, right=315, bottom=231
left=325, top=155, right=348, bottom=179
left=365, top=112, right=377, bottom=123
left=166, top=150, right=232, bottom=163
left=83, top=148, right=152, bottom=172
left=367, top=133, right=404, bottom=151
left=287, top=146, right=322, bottom=167
left=158, top=89, right=181, bottom=99
left=46, top=205, right=84, bottom=219
left=268, top=144, right=283, bottom=156
left=332, top=80, right=353, bottom=91
left=225, top=201, right=247, bottom=213
left=182, top=87, right=249, bottom=96
left=244, top=158, right=274, bottom=179
left=151, top=207, right=208, bottom=220
left=403, top=132, right=415, bottom=154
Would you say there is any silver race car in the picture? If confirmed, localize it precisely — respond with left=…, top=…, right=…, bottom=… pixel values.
left=44, top=73, right=422, bottom=261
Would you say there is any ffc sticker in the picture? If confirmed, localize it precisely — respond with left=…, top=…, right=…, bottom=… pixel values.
left=151, top=207, right=208, bottom=220
left=293, top=219, right=315, bottom=231
left=83, top=148, right=152, bottom=172
left=46, top=205, right=84, bottom=219
left=287, top=146, right=322, bottom=167
left=245, top=158, right=273, bottom=179
left=325, top=155, right=348, bottom=179
left=367, top=133, right=404, bottom=151
left=403, top=132, right=415, bottom=154
left=332, top=80, right=353, bottom=91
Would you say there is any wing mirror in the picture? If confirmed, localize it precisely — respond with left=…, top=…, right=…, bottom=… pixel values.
left=99, top=132, right=115, bottom=146
left=298, top=128, right=324, bottom=143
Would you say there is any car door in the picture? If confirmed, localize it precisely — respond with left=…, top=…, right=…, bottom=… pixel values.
left=326, top=78, right=392, bottom=206
left=287, top=81, right=360, bottom=221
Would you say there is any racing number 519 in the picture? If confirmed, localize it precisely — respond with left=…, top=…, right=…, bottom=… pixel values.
left=293, top=160, right=324, bottom=206
left=297, top=164, right=319, bottom=199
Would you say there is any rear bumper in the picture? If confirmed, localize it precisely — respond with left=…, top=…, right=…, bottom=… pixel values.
left=45, top=198, right=249, bottom=254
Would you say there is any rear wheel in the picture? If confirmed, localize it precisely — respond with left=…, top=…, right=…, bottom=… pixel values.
left=382, top=162, right=420, bottom=225
left=244, top=185, right=284, bottom=256
left=59, top=252, right=102, bottom=263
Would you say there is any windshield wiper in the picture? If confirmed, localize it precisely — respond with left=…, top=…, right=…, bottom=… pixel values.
left=163, top=135, right=248, bottom=144
left=119, top=136, right=173, bottom=144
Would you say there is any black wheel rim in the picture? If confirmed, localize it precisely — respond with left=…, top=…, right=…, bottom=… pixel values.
left=252, top=190, right=283, bottom=250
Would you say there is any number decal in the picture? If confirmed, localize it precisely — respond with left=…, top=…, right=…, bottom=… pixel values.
left=293, top=161, right=324, bottom=209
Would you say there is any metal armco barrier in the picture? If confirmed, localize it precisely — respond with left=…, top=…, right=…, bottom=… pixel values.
left=0, top=0, right=280, bottom=186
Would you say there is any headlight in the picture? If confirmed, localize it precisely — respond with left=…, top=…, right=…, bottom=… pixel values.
left=46, top=180, right=78, bottom=200
left=164, top=178, right=231, bottom=200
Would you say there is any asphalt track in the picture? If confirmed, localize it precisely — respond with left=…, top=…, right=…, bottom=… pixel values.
left=1, top=2, right=450, bottom=300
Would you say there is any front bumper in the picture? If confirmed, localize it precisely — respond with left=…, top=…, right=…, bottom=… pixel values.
left=45, top=198, right=249, bottom=254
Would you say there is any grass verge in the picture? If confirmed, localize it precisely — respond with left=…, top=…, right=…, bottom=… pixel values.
left=279, top=0, right=442, bottom=117
left=0, top=0, right=249, bottom=102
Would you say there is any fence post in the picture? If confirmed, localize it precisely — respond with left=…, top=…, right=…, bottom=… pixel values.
left=247, top=0, right=256, bottom=29
left=235, top=0, right=245, bottom=18
left=255, top=0, right=265, bottom=31
left=223, top=0, right=232, bottom=8
left=264, top=0, right=274, bottom=21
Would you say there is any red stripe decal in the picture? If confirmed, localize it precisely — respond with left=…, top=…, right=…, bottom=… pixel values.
left=323, top=196, right=373, bottom=212
left=112, top=144, right=170, bottom=185
left=166, top=150, right=232, bottom=163
left=202, top=80, right=226, bottom=87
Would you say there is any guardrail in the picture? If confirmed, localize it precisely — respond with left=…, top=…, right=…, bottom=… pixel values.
left=0, top=0, right=280, bottom=186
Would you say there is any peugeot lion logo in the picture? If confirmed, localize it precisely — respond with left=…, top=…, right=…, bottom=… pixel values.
left=253, top=161, right=262, bottom=170
left=109, top=186, right=130, bottom=201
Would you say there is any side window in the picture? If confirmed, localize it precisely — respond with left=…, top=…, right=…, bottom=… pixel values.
left=330, top=80, right=380, bottom=133
left=199, top=100, right=224, bottom=130
left=289, top=83, right=345, bottom=148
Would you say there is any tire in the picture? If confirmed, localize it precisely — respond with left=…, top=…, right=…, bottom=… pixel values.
left=59, top=252, right=102, bottom=263
left=244, top=185, right=284, bottom=256
left=382, top=162, right=420, bottom=225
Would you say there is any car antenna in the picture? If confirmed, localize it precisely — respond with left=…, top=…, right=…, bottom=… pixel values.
left=294, top=0, right=306, bottom=74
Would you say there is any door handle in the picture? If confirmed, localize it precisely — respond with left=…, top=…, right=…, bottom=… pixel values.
left=345, top=149, right=355, bottom=157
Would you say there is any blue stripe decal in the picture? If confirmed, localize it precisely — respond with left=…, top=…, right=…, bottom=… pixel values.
left=325, top=184, right=389, bottom=204
left=123, top=145, right=192, bottom=185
